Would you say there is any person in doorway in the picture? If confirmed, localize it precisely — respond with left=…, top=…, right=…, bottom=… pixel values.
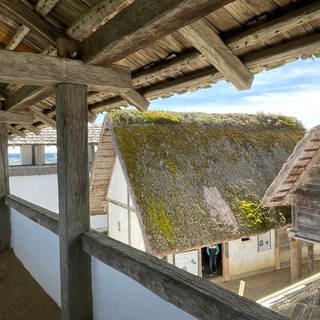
left=206, top=244, right=219, bottom=275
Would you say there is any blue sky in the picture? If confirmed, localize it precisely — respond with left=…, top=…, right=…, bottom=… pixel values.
left=147, top=57, right=320, bottom=129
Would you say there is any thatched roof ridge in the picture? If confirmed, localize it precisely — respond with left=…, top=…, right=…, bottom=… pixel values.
left=263, top=125, right=320, bottom=207
left=9, top=123, right=102, bottom=145
left=108, top=111, right=304, bottom=255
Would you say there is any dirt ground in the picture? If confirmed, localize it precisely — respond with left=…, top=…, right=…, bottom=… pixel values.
left=212, top=261, right=320, bottom=301
left=0, top=250, right=61, bottom=320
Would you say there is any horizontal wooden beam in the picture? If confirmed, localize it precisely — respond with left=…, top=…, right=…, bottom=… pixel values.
left=35, top=0, right=61, bottom=16
left=66, top=0, right=134, bottom=41
left=82, top=231, right=287, bottom=320
left=0, top=0, right=61, bottom=46
left=0, top=49, right=131, bottom=92
left=81, top=0, right=234, bottom=64
left=180, top=19, right=253, bottom=90
left=0, top=111, right=33, bottom=124
left=31, top=106, right=56, bottom=128
left=6, top=25, right=30, bottom=51
left=5, top=194, right=59, bottom=235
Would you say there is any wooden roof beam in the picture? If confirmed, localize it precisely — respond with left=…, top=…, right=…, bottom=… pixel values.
left=120, top=89, right=150, bottom=111
left=35, top=0, right=61, bottom=17
left=80, top=0, right=235, bottom=65
left=180, top=19, right=253, bottom=90
left=31, top=106, right=56, bottom=128
left=6, top=25, right=30, bottom=51
left=7, top=125, right=26, bottom=138
left=23, top=124, right=41, bottom=135
left=0, top=111, right=33, bottom=124
left=0, top=49, right=131, bottom=92
left=227, top=0, right=320, bottom=52
left=89, top=33, right=320, bottom=113
left=0, top=0, right=62, bottom=46
left=66, top=0, right=135, bottom=41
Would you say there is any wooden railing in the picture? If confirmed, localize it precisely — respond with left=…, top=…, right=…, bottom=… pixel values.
left=5, top=194, right=288, bottom=320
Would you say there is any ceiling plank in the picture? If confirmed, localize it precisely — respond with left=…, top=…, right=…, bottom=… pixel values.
left=180, top=19, right=253, bottom=90
left=6, top=25, right=30, bottom=51
left=0, top=49, right=131, bottom=92
left=31, top=106, right=56, bottom=128
left=35, top=0, right=61, bottom=16
left=80, top=0, right=234, bottom=65
left=0, top=0, right=62, bottom=46
left=66, top=0, right=134, bottom=41
left=7, top=125, right=26, bottom=137
left=0, top=111, right=33, bottom=124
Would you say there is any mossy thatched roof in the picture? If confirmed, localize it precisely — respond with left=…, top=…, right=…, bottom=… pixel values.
left=108, top=111, right=305, bottom=255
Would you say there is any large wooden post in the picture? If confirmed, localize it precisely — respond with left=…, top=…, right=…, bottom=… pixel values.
left=307, top=242, right=314, bottom=275
left=56, top=83, right=93, bottom=320
left=290, top=237, right=302, bottom=283
left=0, top=124, right=10, bottom=253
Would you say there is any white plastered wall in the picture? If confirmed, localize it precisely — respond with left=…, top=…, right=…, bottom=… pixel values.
left=107, top=157, right=145, bottom=251
left=9, top=174, right=107, bottom=229
left=229, top=230, right=275, bottom=277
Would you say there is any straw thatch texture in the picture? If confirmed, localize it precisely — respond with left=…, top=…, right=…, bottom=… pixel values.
left=108, top=111, right=304, bottom=255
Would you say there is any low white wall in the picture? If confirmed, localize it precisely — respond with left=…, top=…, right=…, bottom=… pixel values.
left=10, top=208, right=195, bottom=319
left=91, top=257, right=196, bottom=320
left=9, top=174, right=107, bottom=229
left=229, top=231, right=275, bottom=277
left=10, top=209, right=61, bottom=305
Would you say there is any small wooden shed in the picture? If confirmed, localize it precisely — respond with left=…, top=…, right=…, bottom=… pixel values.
left=263, top=125, right=320, bottom=282
left=90, top=111, right=304, bottom=279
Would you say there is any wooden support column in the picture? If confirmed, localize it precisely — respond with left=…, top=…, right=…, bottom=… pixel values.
left=56, top=83, right=93, bottom=320
left=290, top=238, right=302, bottom=283
left=222, top=242, right=231, bottom=282
left=0, top=124, right=10, bottom=253
left=307, top=242, right=315, bottom=275
left=274, top=228, right=281, bottom=270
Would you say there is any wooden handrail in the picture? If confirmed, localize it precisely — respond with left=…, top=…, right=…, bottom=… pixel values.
left=5, top=194, right=59, bottom=235
left=82, top=230, right=288, bottom=320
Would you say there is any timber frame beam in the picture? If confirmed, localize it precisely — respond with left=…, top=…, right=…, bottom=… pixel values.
left=0, top=49, right=132, bottom=92
left=0, top=111, right=33, bottom=124
left=180, top=19, right=253, bottom=90
left=80, top=0, right=235, bottom=65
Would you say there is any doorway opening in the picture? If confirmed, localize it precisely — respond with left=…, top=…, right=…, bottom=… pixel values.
left=201, top=244, right=223, bottom=278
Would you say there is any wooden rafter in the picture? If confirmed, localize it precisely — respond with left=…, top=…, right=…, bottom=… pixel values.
left=180, top=19, right=253, bottom=90
left=81, top=0, right=234, bottom=64
left=31, top=106, right=56, bottom=128
left=0, top=111, right=33, bottom=124
left=7, top=124, right=26, bottom=137
left=0, top=49, right=131, bottom=92
left=120, top=89, right=150, bottom=111
left=6, top=25, right=30, bottom=51
left=89, top=33, right=320, bottom=113
left=23, top=124, right=41, bottom=135
left=5, top=87, right=54, bottom=112
left=66, top=0, right=134, bottom=41
left=0, top=0, right=61, bottom=46
left=35, top=0, right=61, bottom=17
